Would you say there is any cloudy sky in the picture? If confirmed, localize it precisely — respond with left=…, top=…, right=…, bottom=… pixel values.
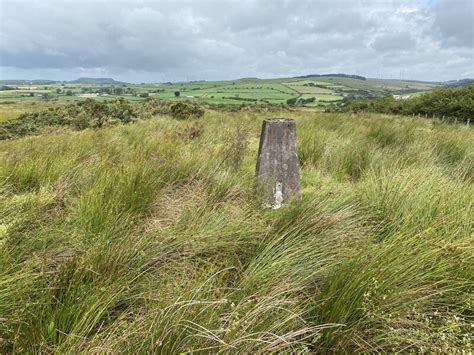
left=0, top=0, right=473, bottom=82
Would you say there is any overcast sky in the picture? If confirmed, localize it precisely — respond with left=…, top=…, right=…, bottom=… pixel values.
left=0, top=0, right=473, bottom=83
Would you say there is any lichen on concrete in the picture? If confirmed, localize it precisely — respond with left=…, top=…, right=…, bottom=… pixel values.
left=255, top=118, right=301, bottom=208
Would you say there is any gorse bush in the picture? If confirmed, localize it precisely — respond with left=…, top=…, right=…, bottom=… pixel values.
left=339, top=84, right=474, bottom=122
left=0, top=110, right=472, bottom=353
left=0, top=98, right=138, bottom=139
left=170, top=101, right=205, bottom=120
left=0, top=98, right=208, bottom=140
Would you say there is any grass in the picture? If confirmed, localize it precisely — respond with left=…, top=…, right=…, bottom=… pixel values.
left=0, top=102, right=67, bottom=122
left=0, top=108, right=472, bottom=352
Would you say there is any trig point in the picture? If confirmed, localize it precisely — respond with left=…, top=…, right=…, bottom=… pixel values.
left=255, top=119, right=301, bottom=209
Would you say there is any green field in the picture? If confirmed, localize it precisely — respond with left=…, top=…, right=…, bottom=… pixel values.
left=0, top=75, right=442, bottom=121
left=300, top=93, right=344, bottom=106
left=367, top=78, right=440, bottom=91
left=0, top=101, right=472, bottom=352
left=0, top=101, right=67, bottom=122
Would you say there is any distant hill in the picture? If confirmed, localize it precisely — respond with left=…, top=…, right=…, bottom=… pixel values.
left=0, top=79, right=58, bottom=85
left=0, top=77, right=128, bottom=85
left=70, top=77, right=128, bottom=85
left=444, top=79, right=474, bottom=88
left=295, top=74, right=366, bottom=81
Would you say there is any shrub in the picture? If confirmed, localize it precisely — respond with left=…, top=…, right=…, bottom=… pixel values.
left=339, top=84, right=474, bottom=122
left=70, top=111, right=90, bottom=130
left=169, top=101, right=205, bottom=120
left=0, top=98, right=139, bottom=140
left=107, top=97, right=137, bottom=124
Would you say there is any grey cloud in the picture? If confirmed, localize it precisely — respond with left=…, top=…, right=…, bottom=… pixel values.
left=0, top=0, right=473, bottom=82
left=431, top=0, right=473, bottom=48
left=371, top=32, right=417, bottom=52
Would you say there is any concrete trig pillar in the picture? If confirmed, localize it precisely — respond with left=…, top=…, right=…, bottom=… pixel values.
left=255, top=119, right=301, bottom=209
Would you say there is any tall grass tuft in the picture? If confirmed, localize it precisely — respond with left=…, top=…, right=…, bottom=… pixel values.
left=0, top=109, right=472, bottom=352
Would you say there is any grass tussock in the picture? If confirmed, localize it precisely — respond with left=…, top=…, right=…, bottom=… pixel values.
left=0, top=109, right=472, bottom=353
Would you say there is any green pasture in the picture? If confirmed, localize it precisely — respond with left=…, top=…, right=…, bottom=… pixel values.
left=0, top=76, right=443, bottom=109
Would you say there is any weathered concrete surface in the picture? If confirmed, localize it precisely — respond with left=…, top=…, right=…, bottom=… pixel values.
left=255, top=119, right=301, bottom=208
